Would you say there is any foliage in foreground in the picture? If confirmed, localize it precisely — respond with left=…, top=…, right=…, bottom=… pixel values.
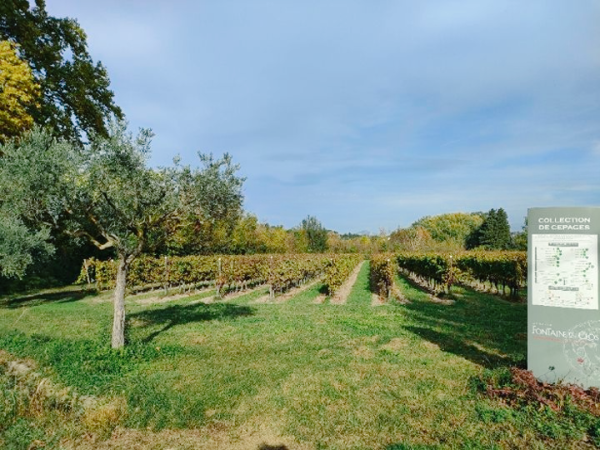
left=477, top=367, right=600, bottom=446
left=0, top=347, right=124, bottom=449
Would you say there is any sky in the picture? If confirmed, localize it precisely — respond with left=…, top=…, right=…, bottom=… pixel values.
left=43, top=0, right=600, bottom=234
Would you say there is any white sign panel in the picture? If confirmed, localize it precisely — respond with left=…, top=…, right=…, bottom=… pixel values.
left=532, top=234, right=598, bottom=310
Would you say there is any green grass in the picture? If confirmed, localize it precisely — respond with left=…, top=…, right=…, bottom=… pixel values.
left=0, top=263, right=594, bottom=449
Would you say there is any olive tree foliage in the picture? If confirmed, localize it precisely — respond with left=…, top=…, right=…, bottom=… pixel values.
left=300, top=215, right=328, bottom=253
left=0, top=122, right=244, bottom=347
left=0, top=216, right=53, bottom=280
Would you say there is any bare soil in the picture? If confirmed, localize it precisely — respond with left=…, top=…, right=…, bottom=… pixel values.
left=426, top=294, right=455, bottom=305
left=135, top=292, right=204, bottom=306
left=312, top=294, right=326, bottom=304
left=253, top=279, right=322, bottom=304
left=400, top=271, right=454, bottom=305
left=371, top=293, right=386, bottom=306
left=67, top=423, right=312, bottom=450
left=132, top=285, right=267, bottom=306
left=371, top=284, right=409, bottom=307
left=330, top=260, right=365, bottom=305
left=190, top=285, right=268, bottom=305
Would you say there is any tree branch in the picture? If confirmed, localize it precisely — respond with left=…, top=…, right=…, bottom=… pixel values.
left=64, top=229, right=114, bottom=250
left=101, top=191, right=137, bottom=235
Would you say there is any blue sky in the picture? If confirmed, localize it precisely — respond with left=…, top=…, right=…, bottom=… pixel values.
left=45, top=1, right=600, bottom=233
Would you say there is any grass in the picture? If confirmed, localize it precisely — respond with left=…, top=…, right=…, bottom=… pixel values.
left=0, top=263, right=595, bottom=449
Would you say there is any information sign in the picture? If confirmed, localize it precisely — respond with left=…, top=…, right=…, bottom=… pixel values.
left=528, top=207, right=600, bottom=388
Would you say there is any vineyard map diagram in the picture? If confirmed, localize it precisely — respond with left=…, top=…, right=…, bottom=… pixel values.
left=532, top=234, right=598, bottom=310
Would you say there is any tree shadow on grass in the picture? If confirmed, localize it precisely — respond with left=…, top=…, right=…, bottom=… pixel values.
left=399, top=275, right=527, bottom=369
left=129, top=302, right=254, bottom=343
left=0, top=287, right=97, bottom=309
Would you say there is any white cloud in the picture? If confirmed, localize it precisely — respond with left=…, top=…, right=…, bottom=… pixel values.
left=42, top=0, right=600, bottom=232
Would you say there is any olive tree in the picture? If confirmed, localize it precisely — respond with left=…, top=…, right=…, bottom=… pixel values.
left=0, top=122, right=244, bottom=347
left=300, top=215, right=328, bottom=253
left=0, top=216, right=53, bottom=280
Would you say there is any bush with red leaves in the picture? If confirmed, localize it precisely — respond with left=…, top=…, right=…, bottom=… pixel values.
left=482, top=367, right=600, bottom=416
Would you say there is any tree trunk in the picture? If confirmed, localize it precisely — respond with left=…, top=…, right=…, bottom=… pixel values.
left=112, top=255, right=130, bottom=348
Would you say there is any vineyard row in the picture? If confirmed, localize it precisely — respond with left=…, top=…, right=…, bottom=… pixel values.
left=78, top=254, right=363, bottom=298
left=368, top=251, right=527, bottom=299
left=396, top=251, right=527, bottom=297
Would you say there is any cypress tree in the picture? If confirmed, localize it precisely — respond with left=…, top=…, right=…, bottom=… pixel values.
left=495, top=208, right=512, bottom=249
left=478, top=208, right=512, bottom=249
left=479, top=209, right=497, bottom=248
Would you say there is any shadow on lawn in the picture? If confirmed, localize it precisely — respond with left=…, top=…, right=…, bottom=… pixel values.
left=130, top=302, right=254, bottom=343
left=400, top=275, right=527, bottom=369
left=0, top=287, right=96, bottom=309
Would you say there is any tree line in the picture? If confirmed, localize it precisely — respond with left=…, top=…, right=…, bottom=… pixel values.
left=389, top=210, right=526, bottom=253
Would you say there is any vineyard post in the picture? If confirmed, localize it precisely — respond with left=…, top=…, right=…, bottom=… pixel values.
left=386, top=258, right=391, bottom=299
left=217, top=257, right=222, bottom=298
left=94, top=262, right=99, bottom=291
left=84, top=259, right=91, bottom=286
left=448, top=255, right=453, bottom=295
left=164, top=255, right=169, bottom=295
left=231, top=259, right=235, bottom=292
left=269, top=255, right=274, bottom=299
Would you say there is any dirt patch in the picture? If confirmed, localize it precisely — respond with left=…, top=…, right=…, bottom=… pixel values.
left=193, top=286, right=266, bottom=305
left=399, top=270, right=456, bottom=305
left=423, top=341, right=440, bottom=351
left=67, top=422, right=312, bottom=450
left=342, top=336, right=379, bottom=349
left=188, top=333, right=208, bottom=345
left=253, top=279, right=322, bottom=304
left=379, top=338, right=407, bottom=353
left=313, top=294, right=326, bottom=304
left=392, top=286, right=410, bottom=304
left=220, top=285, right=268, bottom=302
left=189, top=295, right=216, bottom=305
left=371, top=281, right=409, bottom=307
left=427, top=294, right=455, bottom=305
left=330, top=261, right=365, bottom=305
left=371, top=293, right=386, bottom=307
left=142, top=285, right=268, bottom=306
left=253, top=295, right=272, bottom=304
left=90, top=294, right=113, bottom=304
left=352, top=345, right=375, bottom=359
left=135, top=292, right=197, bottom=306
left=128, top=318, right=152, bottom=328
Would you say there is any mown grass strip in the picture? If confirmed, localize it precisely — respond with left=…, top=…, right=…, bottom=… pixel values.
left=4, top=272, right=597, bottom=449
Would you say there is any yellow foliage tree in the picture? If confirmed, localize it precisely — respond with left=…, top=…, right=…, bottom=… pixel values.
left=0, top=40, right=39, bottom=143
